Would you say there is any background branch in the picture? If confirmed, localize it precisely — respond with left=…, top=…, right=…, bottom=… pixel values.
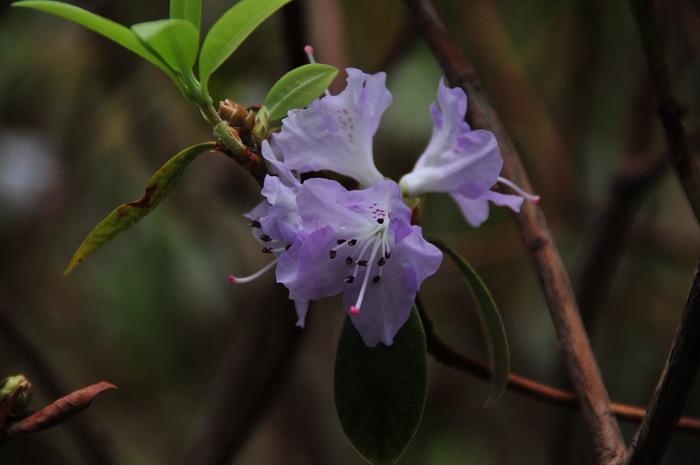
left=624, top=261, right=700, bottom=465
left=629, top=0, right=700, bottom=223
left=403, top=0, right=626, bottom=461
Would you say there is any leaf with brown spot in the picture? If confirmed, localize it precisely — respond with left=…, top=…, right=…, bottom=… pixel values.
left=5, top=381, right=116, bottom=437
left=64, top=142, right=216, bottom=275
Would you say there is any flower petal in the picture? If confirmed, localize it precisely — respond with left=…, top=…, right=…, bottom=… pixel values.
left=273, top=68, right=389, bottom=187
left=450, top=190, right=524, bottom=227
left=277, top=226, right=348, bottom=301
left=342, top=227, right=442, bottom=346
left=400, top=80, right=502, bottom=198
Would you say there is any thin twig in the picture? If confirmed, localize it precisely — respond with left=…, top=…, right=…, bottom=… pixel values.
left=403, top=0, right=626, bottom=461
left=629, top=0, right=700, bottom=224
left=624, top=261, right=700, bottom=465
left=419, top=307, right=700, bottom=436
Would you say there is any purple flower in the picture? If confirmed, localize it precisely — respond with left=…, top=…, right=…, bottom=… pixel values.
left=273, top=68, right=390, bottom=188
left=276, top=178, right=442, bottom=346
left=230, top=68, right=539, bottom=346
left=231, top=140, right=310, bottom=326
left=399, top=79, right=539, bottom=227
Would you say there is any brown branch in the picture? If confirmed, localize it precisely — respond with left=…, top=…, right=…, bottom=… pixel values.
left=629, top=0, right=700, bottom=224
left=624, top=260, right=700, bottom=465
left=418, top=306, right=700, bottom=436
left=403, top=0, right=626, bottom=461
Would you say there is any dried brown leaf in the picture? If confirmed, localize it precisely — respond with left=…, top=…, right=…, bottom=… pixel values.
left=5, top=381, right=116, bottom=437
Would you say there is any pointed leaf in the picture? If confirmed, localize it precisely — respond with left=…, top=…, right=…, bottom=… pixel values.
left=132, top=19, right=199, bottom=76
left=170, top=0, right=201, bottom=35
left=334, top=307, right=427, bottom=465
left=264, top=63, right=338, bottom=120
left=432, top=239, right=510, bottom=406
left=64, top=142, right=215, bottom=275
left=12, top=1, right=174, bottom=76
left=198, top=0, right=293, bottom=90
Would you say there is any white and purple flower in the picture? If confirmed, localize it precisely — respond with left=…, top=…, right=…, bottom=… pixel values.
left=230, top=67, right=538, bottom=346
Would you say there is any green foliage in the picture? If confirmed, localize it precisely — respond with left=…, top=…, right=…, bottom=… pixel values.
left=198, top=0, right=293, bottom=92
left=169, top=0, right=202, bottom=36
left=432, top=240, right=510, bottom=406
left=264, top=63, right=338, bottom=120
left=334, top=307, right=427, bottom=465
left=131, top=19, right=199, bottom=77
left=64, top=142, right=216, bottom=275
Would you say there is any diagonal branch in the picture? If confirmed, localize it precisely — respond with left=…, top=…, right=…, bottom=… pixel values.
left=624, top=261, right=700, bottom=465
left=402, top=0, right=627, bottom=462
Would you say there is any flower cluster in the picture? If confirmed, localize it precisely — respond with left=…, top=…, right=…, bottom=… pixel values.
left=230, top=68, right=538, bottom=346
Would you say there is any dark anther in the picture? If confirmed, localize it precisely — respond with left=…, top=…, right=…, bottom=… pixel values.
left=345, top=276, right=355, bottom=283
left=260, top=234, right=272, bottom=242
left=329, top=250, right=337, bottom=259
left=250, top=220, right=262, bottom=228
left=345, top=257, right=353, bottom=265
left=377, top=257, right=385, bottom=266
left=384, top=251, right=391, bottom=259
left=372, top=276, right=381, bottom=283
left=377, top=218, right=384, bottom=224
left=285, top=244, right=292, bottom=250
left=261, top=247, right=273, bottom=254
left=348, top=239, right=357, bottom=246
left=336, top=239, right=346, bottom=245
left=356, top=260, right=368, bottom=266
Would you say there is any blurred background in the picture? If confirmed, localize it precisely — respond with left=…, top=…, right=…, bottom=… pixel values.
left=0, top=0, right=699, bottom=463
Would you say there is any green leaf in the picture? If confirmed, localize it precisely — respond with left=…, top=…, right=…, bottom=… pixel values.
left=334, top=307, right=427, bottom=465
left=169, top=0, right=201, bottom=35
left=12, top=1, right=174, bottom=76
left=64, top=142, right=215, bottom=275
left=432, top=239, right=510, bottom=406
left=263, top=63, right=338, bottom=120
left=198, top=0, right=293, bottom=90
left=132, top=19, right=199, bottom=76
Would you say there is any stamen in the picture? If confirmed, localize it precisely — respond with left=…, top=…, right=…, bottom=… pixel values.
left=372, top=276, right=381, bottom=283
left=348, top=238, right=382, bottom=315
left=303, top=45, right=331, bottom=97
left=377, top=218, right=384, bottom=224
left=329, top=250, right=337, bottom=259
left=348, top=239, right=357, bottom=246
left=229, top=257, right=279, bottom=284
left=345, top=276, right=355, bottom=283
left=260, top=234, right=272, bottom=242
left=497, top=176, right=541, bottom=204
left=377, top=257, right=385, bottom=266
left=345, top=257, right=353, bottom=265
left=249, top=220, right=261, bottom=228
left=336, top=239, right=346, bottom=245
left=356, top=260, right=368, bottom=266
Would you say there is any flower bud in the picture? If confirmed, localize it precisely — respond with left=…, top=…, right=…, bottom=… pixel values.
left=219, top=99, right=254, bottom=129
left=0, top=375, right=33, bottom=413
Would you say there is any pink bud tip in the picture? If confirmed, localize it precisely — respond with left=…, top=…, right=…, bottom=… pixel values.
left=349, top=306, right=360, bottom=315
left=304, top=45, right=313, bottom=54
left=533, top=196, right=542, bottom=205
left=228, top=275, right=236, bottom=284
